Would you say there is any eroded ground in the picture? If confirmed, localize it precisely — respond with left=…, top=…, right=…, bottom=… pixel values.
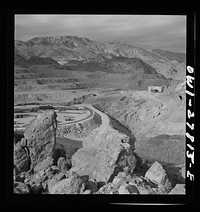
left=13, top=78, right=186, bottom=195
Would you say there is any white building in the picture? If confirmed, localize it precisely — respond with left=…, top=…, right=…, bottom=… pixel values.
left=148, top=86, right=163, bottom=93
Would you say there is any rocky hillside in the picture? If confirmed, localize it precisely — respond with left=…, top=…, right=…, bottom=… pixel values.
left=15, top=37, right=165, bottom=64
left=70, top=56, right=164, bottom=75
left=152, top=49, right=186, bottom=63
left=92, top=80, right=186, bottom=165
left=15, top=36, right=185, bottom=79
left=14, top=108, right=185, bottom=195
left=15, top=54, right=61, bottom=68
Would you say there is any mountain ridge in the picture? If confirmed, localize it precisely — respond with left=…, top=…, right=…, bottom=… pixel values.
left=152, top=49, right=186, bottom=63
left=15, top=35, right=185, bottom=79
left=15, top=36, right=169, bottom=63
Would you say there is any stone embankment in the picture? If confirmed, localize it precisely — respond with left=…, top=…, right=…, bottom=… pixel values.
left=56, top=107, right=101, bottom=139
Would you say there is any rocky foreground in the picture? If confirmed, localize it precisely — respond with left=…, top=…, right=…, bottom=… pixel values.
left=14, top=107, right=185, bottom=195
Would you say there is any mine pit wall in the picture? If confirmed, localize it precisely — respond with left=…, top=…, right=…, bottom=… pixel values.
left=92, top=102, right=186, bottom=166
left=56, top=111, right=102, bottom=139
left=14, top=92, right=81, bottom=103
left=14, top=93, right=67, bottom=103
left=14, top=82, right=89, bottom=92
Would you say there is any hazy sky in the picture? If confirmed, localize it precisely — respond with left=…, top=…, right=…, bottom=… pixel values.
left=15, top=14, right=186, bottom=53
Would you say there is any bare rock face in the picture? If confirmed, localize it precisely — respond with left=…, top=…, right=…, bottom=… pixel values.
left=145, top=161, right=169, bottom=186
left=14, top=142, right=30, bottom=173
left=24, top=110, right=57, bottom=170
left=96, top=94, right=186, bottom=165
left=71, top=127, right=136, bottom=183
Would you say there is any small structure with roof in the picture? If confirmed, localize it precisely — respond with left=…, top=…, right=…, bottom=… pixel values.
left=148, top=86, right=163, bottom=93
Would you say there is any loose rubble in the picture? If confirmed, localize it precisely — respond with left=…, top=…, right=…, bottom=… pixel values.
left=13, top=110, right=185, bottom=195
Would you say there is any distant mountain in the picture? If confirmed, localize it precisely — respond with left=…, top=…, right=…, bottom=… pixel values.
left=15, top=54, right=29, bottom=67
left=15, top=36, right=109, bottom=64
left=28, top=56, right=60, bottom=66
left=15, top=36, right=166, bottom=64
left=72, top=56, right=161, bottom=75
left=15, top=35, right=185, bottom=79
left=152, top=49, right=186, bottom=63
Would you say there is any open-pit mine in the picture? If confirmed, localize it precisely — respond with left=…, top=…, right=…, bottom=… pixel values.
left=13, top=35, right=186, bottom=195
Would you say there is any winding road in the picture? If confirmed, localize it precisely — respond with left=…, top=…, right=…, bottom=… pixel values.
left=14, top=105, right=100, bottom=130
left=58, top=107, right=94, bottom=126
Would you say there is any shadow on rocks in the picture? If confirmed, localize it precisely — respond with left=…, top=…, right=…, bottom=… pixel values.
left=163, top=163, right=185, bottom=187
left=97, top=181, right=106, bottom=190
left=101, top=115, right=141, bottom=184
left=30, top=184, right=43, bottom=194
left=14, top=131, right=24, bottom=144
left=81, top=175, right=101, bottom=193
left=108, top=166, right=123, bottom=183
left=108, top=115, right=136, bottom=152
left=52, top=148, right=66, bottom=165
left=133, top=152, right=143, bottom=167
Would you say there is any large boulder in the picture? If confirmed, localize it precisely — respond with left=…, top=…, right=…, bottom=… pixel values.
left=145, top=161, right=169, bottom=186
left=71, top=127, right=136, bottom=183
left=24, top=110, right=57, bottom=170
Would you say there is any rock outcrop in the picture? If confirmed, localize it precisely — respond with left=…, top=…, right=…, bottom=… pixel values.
left=14, top=141, right=30, bottom=173
left=24, top=110, right=57, bottom=170
left=144, top=161, right=170, bottom=188
left=13, top=103, right=185, bottom=195
left=94, top=161, right=184, bottom=195
left=71, top=126, right=137, bottom=183
left=93, top=86, right=186, bottom=165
